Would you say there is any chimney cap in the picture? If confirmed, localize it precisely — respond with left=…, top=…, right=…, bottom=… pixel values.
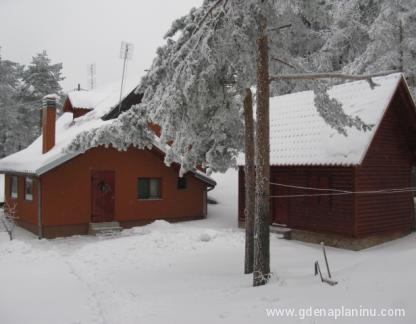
left=42, top=94, right=60, bottom=109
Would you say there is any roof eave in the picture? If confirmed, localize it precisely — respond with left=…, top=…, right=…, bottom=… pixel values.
left=36, top=152, right=80, bottom=176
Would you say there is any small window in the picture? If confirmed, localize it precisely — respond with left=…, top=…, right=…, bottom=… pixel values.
left=10, top=176, right=18, bottom=199
left=138, top=178, right=161, bottom=199
left=25, top=177, right=33, bottom=201
left=177, top=177, right=187, bottom=190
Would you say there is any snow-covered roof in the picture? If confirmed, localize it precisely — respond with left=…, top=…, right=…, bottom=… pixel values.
left=67, top=78, right=140, bottom=113
left=0, top=78, right=216, bottom=187
left=67, top=91, right=107, bottom=110
left=242, top=73, right=409, bottom=167
left=0, top=77, right=140, bottom=175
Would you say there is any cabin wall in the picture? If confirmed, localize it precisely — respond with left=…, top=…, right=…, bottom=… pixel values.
left=40, top=146, right=207, bottom=237
left=355, top=94, right=414, bottom=236
left=238, top=166, right=355, bottom=236
left=4, top=174, right=39, bottom=234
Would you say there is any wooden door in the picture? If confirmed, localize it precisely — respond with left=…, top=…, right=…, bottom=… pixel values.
left=91, top=171, right=115, bottom=222
left=272, top=174, right=289, bottom=225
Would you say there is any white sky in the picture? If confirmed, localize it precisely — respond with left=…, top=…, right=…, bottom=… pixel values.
left=0, top=0, right=203, bottom=92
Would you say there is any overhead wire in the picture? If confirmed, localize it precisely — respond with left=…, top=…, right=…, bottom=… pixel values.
left=269, top=181, right=416, bottom=198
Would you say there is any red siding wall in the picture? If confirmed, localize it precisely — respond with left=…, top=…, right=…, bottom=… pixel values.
left=238, top=166, right=355, bottom=236
left=4, top=175, right=39, bottom=232
left=40, top=147, right=207, bottom=228
left=355, top=94, right=414, bottom=236
left=5, top=146, right=208, bottom=237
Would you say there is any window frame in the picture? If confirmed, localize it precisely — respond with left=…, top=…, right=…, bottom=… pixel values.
left=24, top=176, right=34, bottom=201
left=10, top=175, right=18, bottom=199
left=137, top=177, right=162, bottom=200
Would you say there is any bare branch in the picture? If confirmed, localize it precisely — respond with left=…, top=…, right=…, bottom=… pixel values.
left=271, top=57, right=297, bottom=70
left=267, top=24, right=292, bottom=32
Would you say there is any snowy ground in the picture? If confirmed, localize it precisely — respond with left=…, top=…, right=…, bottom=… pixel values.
left=0, top=169, right=415, bottom=324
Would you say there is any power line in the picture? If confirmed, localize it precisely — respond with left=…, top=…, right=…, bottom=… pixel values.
left=270, top=181, right=349, bottom=193
left=269, top=182, right=416, bottom=198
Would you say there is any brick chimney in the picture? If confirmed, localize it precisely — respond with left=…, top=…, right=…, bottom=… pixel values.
left=41, top=95, right=57, bottom=154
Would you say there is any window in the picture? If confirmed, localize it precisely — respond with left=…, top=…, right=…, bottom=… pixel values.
left=177, top=177, right=187, bottom=190
left=25, top=177, right=33, bottom=201
left=10, top=176, right=18, bottom=199
left=138, top=178, right=161, bottom=199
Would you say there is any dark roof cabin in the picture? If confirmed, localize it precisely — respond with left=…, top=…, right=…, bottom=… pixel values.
left=0, top=79, right=215, bottom=238
left=238, top=73, right=416, bottom=249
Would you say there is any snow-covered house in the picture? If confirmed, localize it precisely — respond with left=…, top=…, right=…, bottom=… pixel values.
left=0, top=80, right=215, bottom=238
left=239, top=73, right=416, bottom=249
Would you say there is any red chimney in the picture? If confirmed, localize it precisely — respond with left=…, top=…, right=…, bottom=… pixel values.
left=42, top=95, right=57, bottom=154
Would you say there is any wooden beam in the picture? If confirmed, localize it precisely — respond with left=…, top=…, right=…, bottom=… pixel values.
left=270, top=70, right=400, bottom=89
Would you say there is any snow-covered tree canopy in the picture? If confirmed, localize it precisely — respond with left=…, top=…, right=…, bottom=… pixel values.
left=21, top=50, right=64, bottom=100
left=0, top=50, right=64, bottom=157
left=70, top=0, right=416, bottom=174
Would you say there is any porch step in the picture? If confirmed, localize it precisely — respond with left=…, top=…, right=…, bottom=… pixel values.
left=270, top=225, right=292, bottom=240
left=89, top=221, right=122, bottom=236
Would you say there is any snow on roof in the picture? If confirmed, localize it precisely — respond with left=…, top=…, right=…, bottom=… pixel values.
left=268, top=73, right=404, bottom=166
left=0, top=77, right=140, bottom=175
left=68, top=77, right=140, bottom=115
left=67, top=91, right=107, bottom=110
left=0, top=77, right=216, bottom=186
left=237, top=73, right=407, bottom=167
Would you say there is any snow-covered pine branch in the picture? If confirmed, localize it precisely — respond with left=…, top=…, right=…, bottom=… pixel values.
left=69, top=0, right=416, bottom=174
left=67, top=104, right=155, bottom=153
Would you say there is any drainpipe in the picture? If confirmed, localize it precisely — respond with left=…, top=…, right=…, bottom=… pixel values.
left=37, top=177, right=43, bottom=239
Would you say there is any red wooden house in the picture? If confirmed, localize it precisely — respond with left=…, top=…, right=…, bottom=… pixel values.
left=0, top=80, right=215, bottom=238
left=238, top=73, right=416, bottom=249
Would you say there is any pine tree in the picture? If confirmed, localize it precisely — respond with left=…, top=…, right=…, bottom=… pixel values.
left=19, top=50, right=64, bottom=148
left=0, top=52, right=22, bottom=157
left=21, top=50, right=64, bottom=100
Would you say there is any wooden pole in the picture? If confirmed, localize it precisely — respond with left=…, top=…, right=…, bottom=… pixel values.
left=253, top=29, right=271, bottom=286
left=244, top=88, right=255, bottom=274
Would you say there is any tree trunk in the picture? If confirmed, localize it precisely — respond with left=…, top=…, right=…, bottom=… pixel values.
left=253, top=33, right=270, bottom=286
left=244, top=88, right=255, bottom=274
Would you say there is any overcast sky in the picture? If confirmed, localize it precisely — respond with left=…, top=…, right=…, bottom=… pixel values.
left=0, top=0, right=203, bottom=92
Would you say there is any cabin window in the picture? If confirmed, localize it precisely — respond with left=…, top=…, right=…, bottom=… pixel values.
left=10, top=176, right=18, bottom=199
left=177, top=177, right=187, bottom=190
left=138, top=178, right=161, bottom=199
left=25, top=177, right=33, bottom=201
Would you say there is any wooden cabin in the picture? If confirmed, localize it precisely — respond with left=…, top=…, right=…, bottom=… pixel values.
left=238, top=73, right=416, bottom=249
left=0, top=81, right=215, bottom=238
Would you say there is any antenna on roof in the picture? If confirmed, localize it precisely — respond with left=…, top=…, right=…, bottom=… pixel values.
left=87, top=63, right=96, bottom=90
left=118, top=41, right=134, bottom=113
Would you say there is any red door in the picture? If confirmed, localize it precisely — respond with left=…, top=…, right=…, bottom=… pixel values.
left=91, top=171, right=115, bottom=222
left=272, top=174, right=289, bottom=225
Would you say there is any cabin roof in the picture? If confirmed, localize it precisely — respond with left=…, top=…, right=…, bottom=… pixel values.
left=241, top=73, right=415, bottom=167
left=67, top=77, right=140, bottom=111
left=0, top=79, right=215, bottom=187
